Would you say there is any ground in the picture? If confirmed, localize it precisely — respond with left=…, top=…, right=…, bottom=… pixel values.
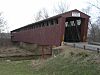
left=0, top=46, right=33, bottom=57
left=0, top=46, right=39, bottom=60
left=0, top=46, right=100, bottom=75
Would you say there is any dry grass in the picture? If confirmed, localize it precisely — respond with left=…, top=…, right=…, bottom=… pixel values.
left=0, top=46, right=99, bottom=75
left=30, top=46, right=100, bottom=75
left=0, top=46, right=33, bottom=57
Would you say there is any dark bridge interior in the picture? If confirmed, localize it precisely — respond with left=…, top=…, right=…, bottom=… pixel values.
left=64, top=17, right=82, bottom=42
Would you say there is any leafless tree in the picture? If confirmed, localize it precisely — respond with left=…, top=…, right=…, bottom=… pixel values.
left=0, top=12, right=9, bottom=46
left=41, top=8, right=49, bottom=19
left=0, top=13, right=7, bottom=32
left=82, top=6, right=91, bottom=15
left=87, top=0, right=100, bottom=42
left=88, top=20, right=100, bottom=42
left=53, top=1, right=69, bottom=14
left=88, top=0, right=100, bottom=10
left=34, top=11, right=42, bottom=21
left=82, top=1, right=100, bottom=42
left=34, top=8, right=49, bottom=22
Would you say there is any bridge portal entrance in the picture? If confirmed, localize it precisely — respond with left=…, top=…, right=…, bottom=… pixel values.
left=64, top=17, right=82, bottom=42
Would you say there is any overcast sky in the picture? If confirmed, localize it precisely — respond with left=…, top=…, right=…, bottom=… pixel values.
left=0, top=0, right=95, bottom=31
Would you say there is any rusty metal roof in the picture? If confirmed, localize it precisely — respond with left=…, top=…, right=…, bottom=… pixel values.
left=11, top=9, right=90, bottom=32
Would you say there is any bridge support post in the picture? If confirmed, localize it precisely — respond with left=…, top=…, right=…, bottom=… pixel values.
left=41, top=46, right=44, bottom=59
left=97, top=48, right=99, bottom=53
left=83, top=45, right=86, bottom=50
left=50, top=46, right=52, bottom=56
left=73, top=44, right=75, bottom=48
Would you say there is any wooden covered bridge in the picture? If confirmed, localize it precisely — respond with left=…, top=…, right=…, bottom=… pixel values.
left=11, top=9, right=90, bottom=58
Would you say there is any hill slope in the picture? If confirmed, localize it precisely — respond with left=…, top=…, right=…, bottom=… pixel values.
left=32, top=46, right=100, bottom=75
left=0, top=46, right=100, bottom=75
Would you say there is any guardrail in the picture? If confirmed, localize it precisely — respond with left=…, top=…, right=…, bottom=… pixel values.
left=89, top=42, right=100, bottom=46
left=64, top=42, right=100, bottom=53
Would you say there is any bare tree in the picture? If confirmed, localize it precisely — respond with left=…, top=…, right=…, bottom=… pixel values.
left=86, top=0, right=100, bottom=42
left=34, top=11, right=42, bottom=21
left=82, top=2, right=100, bottom=42
left=82, top=6, right=91, bottom=15
left=34, top=8, right=49, bottom=22
left=89, top=20, right=100, bottom=42
left=53, top=1, right=69, bottom=14
left=0, top=13, right=7, bottom=32
left=88, top=0, right=100, bottom=10
left=41, top=8, right=49, bottom=19
left=0, top=12, right=9, bottom=46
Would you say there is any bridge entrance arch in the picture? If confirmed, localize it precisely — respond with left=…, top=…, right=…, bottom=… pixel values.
left=61, top=9, right=90, bottom=43
left=64, top=17, right=82, bottom=42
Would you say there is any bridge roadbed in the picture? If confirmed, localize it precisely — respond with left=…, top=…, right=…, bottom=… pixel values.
left=64, top=42, right=100, bottom=52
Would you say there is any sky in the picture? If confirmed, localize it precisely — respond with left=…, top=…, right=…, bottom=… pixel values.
left=0, top=0, right=95, bottom=31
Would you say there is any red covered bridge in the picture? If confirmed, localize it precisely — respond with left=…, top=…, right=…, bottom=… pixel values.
left=11, top=9, right=90, bottom=46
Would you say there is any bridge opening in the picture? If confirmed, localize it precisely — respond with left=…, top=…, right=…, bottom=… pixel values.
left=64, top=17, right=82, bottom=42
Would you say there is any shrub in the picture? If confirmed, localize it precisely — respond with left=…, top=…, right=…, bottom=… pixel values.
left=76, top=52, right=89, bottom=58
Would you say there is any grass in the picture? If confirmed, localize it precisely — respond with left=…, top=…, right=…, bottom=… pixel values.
left=0, top=46, right=100, bottom=75
left=0, top=60, right=34, bottom=75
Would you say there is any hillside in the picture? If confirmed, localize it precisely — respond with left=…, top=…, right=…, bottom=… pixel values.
left=0, top=46, right=100, bottom=75
left=32, top=46, right=100, bottom=75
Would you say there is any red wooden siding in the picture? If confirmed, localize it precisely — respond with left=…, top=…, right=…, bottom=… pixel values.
left=12, top=22, right=61, bottom=46
left=11, top=9, right=90, bottom=46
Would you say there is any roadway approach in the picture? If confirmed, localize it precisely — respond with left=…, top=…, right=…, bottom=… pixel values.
left=64, top=42, right=100, bottom=52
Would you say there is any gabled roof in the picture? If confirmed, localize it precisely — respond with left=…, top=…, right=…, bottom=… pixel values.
left=62, top=9, right=90, bottom=17
left=11, top=9, right=90, bottom=32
